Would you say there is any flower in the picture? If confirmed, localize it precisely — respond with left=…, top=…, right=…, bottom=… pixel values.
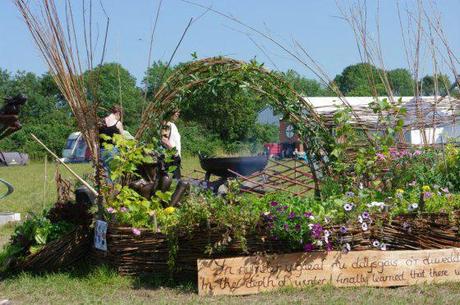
left=362, top=211, right=370, bottom=219
left=342, top=243, right=351, bottom=253
left=132, top=228, right=141, bottom=236
left=402, top=222, right=411, bottom=232
left=311, top=223, right=323, bottom=239
left=283, top=223, right=289, bottom=231
left=346, top=191, right=355, bottom=197
left=304, top=243, right=314, bottom=252
left=361, top=223, right=368, bottom=231
left=324, top=230, right=331, bottom=238
left=270, top=201, right=278, bottom=207
left=120, top=207, right=128, bottom=213
left=423, top=192, right=433, bottom=200
left=164, top=207, right=176, bottom=214
left=422, top=185, right=431, bottom=192
left=106, top=207, right=116, bottom=214
left=340, top=226, right=348, bottom=234
left=380, top=243, right=387, bottom=251
left=408, top=203, right=418, bottom=212
left=408, top=180, right=417, bottom=187
left=283, top=205, right=289, bottom=211
left=288, top=212, right=296, bottom=220
left=413, top=150, right=422, bottom=156
left=441, top=187, right=449, bottom=194
left=372, top=240, right=380, bottom=248
left=344, top=203, right=353, bottom=212
left=304, top=212, right=314, bottom=220
left=326, top=242, right=333, bottom=251
left=315, top=240, right=324, bottom=247
left=358, top=215, right=364, bottom=223
left=295, top=224, right=301, bottom=232
left=367, top=201, right=384, bottom=209
left=376, top=153, right=386, bottom=161
left=308, top=224, right=314, bottom=230
left=324, top=217, right=331, bottom=224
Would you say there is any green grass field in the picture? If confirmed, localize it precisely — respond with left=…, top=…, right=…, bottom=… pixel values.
left=2, top=160, right=460, bottom=304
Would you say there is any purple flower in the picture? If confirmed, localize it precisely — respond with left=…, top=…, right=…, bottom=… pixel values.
left=423, top=192, right=433, bottom=199
left=362, top=211, right=370, bottom=219
left=326, top=242, right=333, bottom=251
left=304, top=211, right=313, bottom=218
left=303, top=243, right=314, bottom=252
left=283, top=205, right=289, bottom=211
left=295, top=224, right=301, bottom=232
left=342, top=243, right=351, bottom=253
left=344, top=203, right=353, bottom=212
left=413, top=150, right=422, bottom=156
left=132, top=228, right=141, bottom=236
left=106, top=207, right=116, bottom=214
left=311, top=223, right=323, bottom=239
left=376, top=153, right=386, bottom=161
left=339, top=226, right=348, bottom=234
left=276, top=207, right=282, bottom=212
left=270, top=201, right=278, bottom=207
left=288, top=212, right=296, bottom=220
left=120, top=207, right=128, bottom=213
left=283, top=223, right=289, bottom=231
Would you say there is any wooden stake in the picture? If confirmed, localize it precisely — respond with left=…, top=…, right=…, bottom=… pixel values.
left=31, top=133, right=98, bottom=196
left=43, top=155, right=47, bottom=210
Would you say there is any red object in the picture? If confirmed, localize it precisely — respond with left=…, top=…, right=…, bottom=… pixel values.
left=264, top=143, right=281, bottom=156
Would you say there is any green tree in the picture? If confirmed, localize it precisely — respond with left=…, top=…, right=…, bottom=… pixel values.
left=85, top=63, right=144, bottom=131
left=143, top=61, right=173, bottom=99
left=280, top=70, right=327, bottom=96
left=421, top=74, right=451, bottom=96
left=387, top=68, right=414, bottom=96
left=334, top=63, right=386, bottom=96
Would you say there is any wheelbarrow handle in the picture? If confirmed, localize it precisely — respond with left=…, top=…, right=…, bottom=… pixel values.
left=0, top=178, right=14, bottom=200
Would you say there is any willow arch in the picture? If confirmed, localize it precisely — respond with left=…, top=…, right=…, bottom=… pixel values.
left=136, top=57, right=334, bottom=195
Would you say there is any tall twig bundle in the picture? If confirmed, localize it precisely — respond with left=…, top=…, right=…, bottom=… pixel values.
left=15, top=0, right=108, bottom=213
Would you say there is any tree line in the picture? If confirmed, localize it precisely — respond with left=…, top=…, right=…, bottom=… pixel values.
left=0, top=60, right=453, bottom=158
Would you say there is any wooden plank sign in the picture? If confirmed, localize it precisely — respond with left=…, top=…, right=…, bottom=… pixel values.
left=198, top=248, right=460, bottom=296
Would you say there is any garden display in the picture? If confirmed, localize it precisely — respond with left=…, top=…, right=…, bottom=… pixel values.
left=3, top=0, right=460, bottom=298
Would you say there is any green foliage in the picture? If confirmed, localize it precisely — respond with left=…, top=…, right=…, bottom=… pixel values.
left=85, top=63, right=144, bottom=131
left=421, top=74, right=451, bottom=96
left=279, top=69, right=329, bottom=96
left=177, top=121, right=222, bottom=157
left=437, top=144, right=460, bottom=192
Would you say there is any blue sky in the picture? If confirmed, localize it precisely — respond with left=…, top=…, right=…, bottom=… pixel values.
left=1, top=0, right=459, bottom=84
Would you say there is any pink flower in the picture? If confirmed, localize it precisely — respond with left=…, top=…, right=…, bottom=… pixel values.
left=376, top=153, right=386, bottom=161
left=106, top=207, right=116, bottom=214
left=120, top=207, right=128, bottom=213
left=132, top=228, right=141, bottom=236
left=413, top=150, right=422, bottom=156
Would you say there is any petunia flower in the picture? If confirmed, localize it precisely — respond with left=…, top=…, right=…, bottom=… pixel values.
left=362, top=211, right=370, bottom=219
left=413, top=150, right=422, bottom=156
left=408, top=203, right=418, bottom=212
left=345, top=191, right=355, bottom=198
left=361, top=222, right=368, bottom=231
left=423, top=192, right=433, bottom=199
left=372, top=240, right=380, bottom=247
left=304, top=243, right=314, bottom=252
left=342, top=243, right=351, bottom=253
left=326, top=242, right=333, bottom=251
left=106, top=207, right=116, bottom=214
left=295, top=224, right=301, bottom=232
left=340, top=226, right=348, bottom=234
left=270, top=201, right=278, bottom=207
left=344, top=203, right=353, bottom=212
left=288, top=212, right=296, bottom=220
left=358, top=215, right=364, bottom=223
left=132, top=228, right=141, bottom=236
left=380, top=243, right=387, bottom=251
left=120, top=207, right=128, bottom=213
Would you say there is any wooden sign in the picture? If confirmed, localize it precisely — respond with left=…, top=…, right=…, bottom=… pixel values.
left=198, top=248, right=460, bottom=296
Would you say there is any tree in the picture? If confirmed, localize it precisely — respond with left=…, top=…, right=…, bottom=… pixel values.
left=280, top=70, right=327, bottom=96
left=143, top=61, right=173, bottom=99
left=421, top=74, right=451, bottom=96
left=85, top=63, right=144, bottom=131
left=387, top=68, right=414, bottom=96
left=334, top=63, right=385, bottom=96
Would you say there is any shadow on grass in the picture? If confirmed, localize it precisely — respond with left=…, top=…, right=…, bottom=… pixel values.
left=1, top=260, right=197, bottom=294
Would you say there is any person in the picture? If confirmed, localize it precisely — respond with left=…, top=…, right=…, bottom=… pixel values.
left=99, top=105, right=124, bottom=182
left=161, top=109, right=181, bottom=179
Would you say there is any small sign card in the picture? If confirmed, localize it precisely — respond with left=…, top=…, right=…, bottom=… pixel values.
left=94, top=220, right=108, bottom=251
left=198, top=248, right=460, bottom=296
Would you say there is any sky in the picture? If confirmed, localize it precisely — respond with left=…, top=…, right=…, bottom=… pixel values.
left=1, top=0, right=459, bottom=85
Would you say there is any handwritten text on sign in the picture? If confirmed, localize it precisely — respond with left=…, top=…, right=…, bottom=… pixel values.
left=197, top=248, right=460, bottom=296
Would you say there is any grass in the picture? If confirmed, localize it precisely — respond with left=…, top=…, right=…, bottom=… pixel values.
left=1, top=159, right=460, bottom=304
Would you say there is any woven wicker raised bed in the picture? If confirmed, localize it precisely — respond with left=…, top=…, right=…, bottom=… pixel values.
left=11, top=226, right=91, bottom=273
left=90, top=212, right=460, bottom=279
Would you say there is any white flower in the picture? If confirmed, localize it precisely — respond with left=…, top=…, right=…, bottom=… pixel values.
left=342, top=243, right=351, bottom=253
left=309, top=215, right=315, bottom=220
left=408, top=203, right=418, bottom=212
left=358, top=215, right=364, bottom=223
left=308, top=224, right=314, bottom=230
left=361, top=222, right=368, bottom=231
left=324, top=230, right=331, bottom=238
left=372, top=240, right=380, bottom=247
left=380, top=243, right=387, bottom=251
left=315, top=240, right=323, bottom=247
left=367, top=201, right=385, bottom=208
left=344, top=203, right=353, bottom=212
left=263, top=212, right=270, bottom=216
